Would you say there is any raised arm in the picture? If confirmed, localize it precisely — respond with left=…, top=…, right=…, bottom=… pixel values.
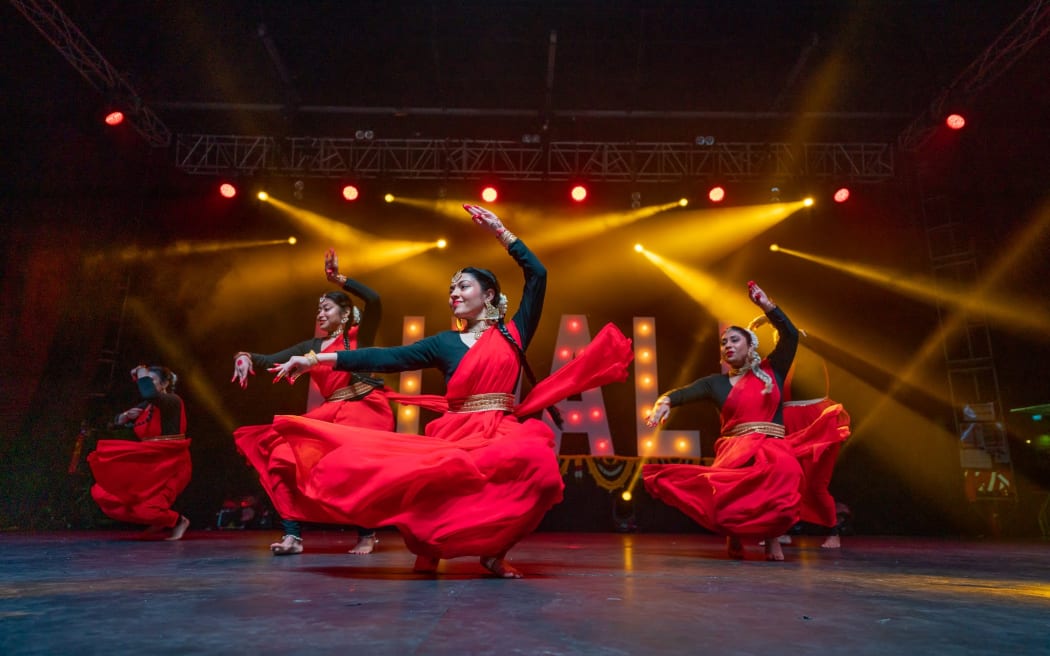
left=463, top=204, right=547, bottom=349
left=325, top=247, right=382, bottom=347
left=747, top=281, right=797, bottom=381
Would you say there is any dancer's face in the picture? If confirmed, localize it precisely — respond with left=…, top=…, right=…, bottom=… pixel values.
left=317, top=297, right=348, bottom=334
left=720, top=329, right=751, bottom=368
left=449, top=272, right=494, bottom=321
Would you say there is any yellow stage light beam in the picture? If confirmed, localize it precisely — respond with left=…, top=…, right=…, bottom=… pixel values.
left=852, top=199, right=1050, bottom=437
left=87, top=238, right=294, bottom=265
left=263, top=195, right=439, bottom=272
left=126, top=297, right=238, bottom=433
left=526, top=201, right=684, bottom=250
left=634, top=201, right=810, bottom=263
left=774, top=245, right=1050, bottom=336
left=638, top=247, right=761, bottom=322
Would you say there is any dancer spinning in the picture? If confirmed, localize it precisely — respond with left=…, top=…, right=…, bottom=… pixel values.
left=88, top=365, right=191, bottom=540
left=232, top=253, right=394, bottom=555
left=748, top=314, right=851, bottom=549
left=268, top=204, right=633, bottom=577
left=643, top=282, right=806, bottom=561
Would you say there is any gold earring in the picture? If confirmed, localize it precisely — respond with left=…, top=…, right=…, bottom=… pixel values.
left=484, top=300, right=499, bottom=321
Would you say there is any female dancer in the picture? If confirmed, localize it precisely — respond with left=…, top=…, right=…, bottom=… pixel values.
left=88, top=365, right=191, bottom=540
left=268, top=204, right=633, bottom=577
left=644, top=282, right=809, bottom=561
left=747, top=314, right=851, bottom=549
left=232, top=253, right=394, bottom=555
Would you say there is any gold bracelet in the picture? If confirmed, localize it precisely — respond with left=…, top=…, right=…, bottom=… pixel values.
left=498, top=229, right=517, bottom=247
left=305, top=350, right=320, bottom=366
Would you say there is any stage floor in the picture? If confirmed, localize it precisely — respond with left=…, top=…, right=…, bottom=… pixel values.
left=1, top=530, right=1047, bottom=655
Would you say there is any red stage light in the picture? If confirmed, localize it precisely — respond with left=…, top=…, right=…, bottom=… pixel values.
left=570, top=185, right=588, bottom=202
left=342, top=185, right=360, bottom=201
left=481, top=186, right=498, bottom=202
left=219, top=183, right=237, bottom=199
left=833, top=187, right=851, bottom=203
left=103, top=111, right=124, bottom=126
left=708, top=186, right=726, bottom=203
left=946, top=114, right=966, bottom=130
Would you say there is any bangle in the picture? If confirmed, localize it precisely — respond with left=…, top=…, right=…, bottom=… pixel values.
left=498, top=229, right=517, bottom=248
left=336, top=274, right=347, bottom=285
left=305, top=350, right=320, bottom=366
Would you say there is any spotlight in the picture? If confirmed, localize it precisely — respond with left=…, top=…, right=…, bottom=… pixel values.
left=803, top=197, right=815, bottom=207
left=694, top=135, right=715, bottom=146
left=436, top=239, right=448, bottom=249
left=293, top=179, right=304, bottom=200
left=103, top=110, right=125, bottom=126
left=833, top=187, right=851, bottom=203
left=342, top=185, right=360, bottom=201
left=633, top=243, right=644, bottom=253
left=946, top=114, right=966, bottom=130
left=708, top=186, right=725, bottom=203
left=257, top=191, right=268, bottom=201
left=770, top=244, right=780, bottom=252
left=355, top=129, right=375, bottom=140
left=219, top=182, right=237, bottom=199
left=630, top=191, right=641, bottom=209
left=288, top=236, right=297, bottom=245
left=521, top=133, right=541, bottom=144
left=769, top=186, right=781, bottom=202
left=621, top=490, right=632, bottom=502
left=678, top=198, right=688, bottom=207
left=481, top=186, right=498, bottom=203
left=384, top=193, right=395, bottom=203
left=570, top=185, right=588, bottom=202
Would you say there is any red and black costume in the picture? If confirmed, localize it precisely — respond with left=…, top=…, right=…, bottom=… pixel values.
left=781, top=346, right=851, bottom=529
left=269, top=240, right=633, bottom=561
left=88, top=376, right=190, bottom=529
left=643, top=307, right=814, bottom=540
left=233, top=277, right=394, bottom=533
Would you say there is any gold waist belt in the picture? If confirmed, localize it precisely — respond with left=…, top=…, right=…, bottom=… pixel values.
left=783, top=396, right=828, bottom=407
left=723, top=422, right=786, bottom=438
left=141, top=434, right=187, bottom=442
left=327, top=380, right=379, bottom=402
left=447, top=393, right=515, bottom=414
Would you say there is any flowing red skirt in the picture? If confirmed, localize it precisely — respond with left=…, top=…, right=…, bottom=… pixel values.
left=87, top=439, right=192, bottom=528
left=273, top=411, right=564, bottom=560
left=783, top=400, right=851, bottom=527
left=233, top=392, right=393, bottom=524
left=643, top=435, right=803, bottom=538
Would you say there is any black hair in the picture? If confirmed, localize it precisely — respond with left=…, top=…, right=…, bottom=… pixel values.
left=456, top=267, right=501, bottom=300
left=147, top=365, right=177, bottom=391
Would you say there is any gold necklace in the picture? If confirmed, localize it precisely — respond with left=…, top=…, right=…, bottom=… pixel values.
left=469, top=323, right=490, bottom=339
left=728, top=365, right=749, bottom=377
left=324, top=329, right=343, bottom=341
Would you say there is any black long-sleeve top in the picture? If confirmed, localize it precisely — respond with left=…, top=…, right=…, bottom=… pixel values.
left=665, top=306, right=798, bottom=425
left=332, top=239, right=546, bottom=383
left=243, top=277, right=381, bottom=378
left=116, top=375, right=184, bottom=436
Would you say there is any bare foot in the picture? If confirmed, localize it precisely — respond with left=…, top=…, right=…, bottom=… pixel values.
left=137, top=524, right=167, bottom=539
left=164, top=515, right=190, bottom=541
left=777, top=534, right=792, bottom=545
left=348, top=534, right=378, bottom=555
left=821, top=534, right=841, bottom=549
left=726, top=536, right=745, bottom=559
left=764, top=538, right=785, bottom=561
left=270, top=534, right=303, bottom=555
left=481, top=556, right=522, bottom=578
left=413, top=555, right=439, bottom=573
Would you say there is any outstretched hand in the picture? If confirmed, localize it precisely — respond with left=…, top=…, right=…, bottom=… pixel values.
left=645, top=396, right=671, bottom=428
left=463, top=204, right=506, bottom=233
left=747, top=281, right=776, bottom=312
left=268, top=355, right=312, bottom=385
left=231, top=354, right=255, bottom=388
left=324, top=248, right=342, bottom=283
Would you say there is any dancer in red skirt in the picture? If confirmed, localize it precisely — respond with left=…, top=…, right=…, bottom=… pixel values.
left=232, top=253, right=394, bottom=555
left=268, top=204, right=634, bottom=578
left=748, top=315, right=851, bottom=549
left=643, top=283, right=808, bottom=561
left=88, top=365, right=191, bottom=540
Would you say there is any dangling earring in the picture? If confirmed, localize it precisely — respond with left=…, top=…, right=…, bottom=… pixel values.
left=483, top=299, right=500, bottom=322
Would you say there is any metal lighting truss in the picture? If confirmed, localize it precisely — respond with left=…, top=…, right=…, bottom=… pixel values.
left=174, top=135, right=895, bottom=182
left=899, top=0, right=1050, bottom=152
left=10, top=0, right=172, bottom=147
